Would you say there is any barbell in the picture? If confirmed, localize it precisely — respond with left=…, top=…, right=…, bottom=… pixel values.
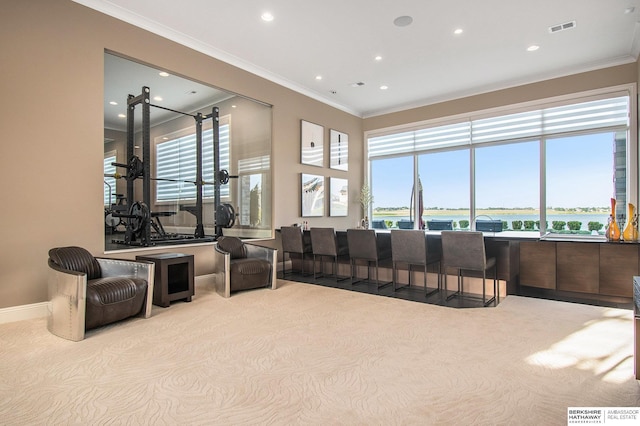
left=109, top=156, right=237, bottom=185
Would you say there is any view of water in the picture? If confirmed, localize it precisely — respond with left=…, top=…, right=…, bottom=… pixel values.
left=373, top=213, right=613, bottom=231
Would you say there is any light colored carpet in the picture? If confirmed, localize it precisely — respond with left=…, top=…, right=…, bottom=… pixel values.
left=0, top=280, right=638, bottom=425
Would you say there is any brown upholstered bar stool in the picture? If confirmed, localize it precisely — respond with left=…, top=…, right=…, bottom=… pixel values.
left=346, top=229, right=392, bottom=289
left=441, top=231, right=498, bottom=306
left=310, top=227, right=349, bottom=280
left=390, top=229, right=441, bottom=296
left=280, top=226, right=313, bottom=278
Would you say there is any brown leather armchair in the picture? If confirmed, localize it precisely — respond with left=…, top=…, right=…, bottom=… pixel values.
left=47, top=246, right=154, bottom=341
left=213, top=236, right=277, bottom=298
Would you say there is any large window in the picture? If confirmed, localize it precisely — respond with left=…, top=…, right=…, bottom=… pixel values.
left=366, top=91, right=631, bottom=235
left=155, top=121, right=230, bottom=202
left=418, top=149, right=470, bottom=229
left=546, top=132, right=620, bottom=233
left=370, top=156, right=413, bottom=228
left=475, top=140, right=539, bottom=230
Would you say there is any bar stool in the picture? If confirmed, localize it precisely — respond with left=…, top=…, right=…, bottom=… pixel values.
left=346, top=229, right=392, bottom=289
left=310, top=227, right=349, bottom=280
left=441, top=231, right=498, bottom=306
left=390, top=229, right=441, bottom=296
left=280, top=226, right=313, bottom=277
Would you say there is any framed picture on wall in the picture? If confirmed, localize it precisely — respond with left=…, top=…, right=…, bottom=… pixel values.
left=301, top=173, right=325, bottom=217
left=301, top=120, right=324, bottom=167
left=329, top=177, right=348, bottom=217
left=329, top=129, right=348, bottom=171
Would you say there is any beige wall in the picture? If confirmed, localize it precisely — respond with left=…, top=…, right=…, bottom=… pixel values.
left=364, top=63, right=638, bottom=131
left=1, top=0, right=638, bottom=309
left=0, top=0, right=363, bottom=308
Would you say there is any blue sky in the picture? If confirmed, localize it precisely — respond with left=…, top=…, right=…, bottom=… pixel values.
left=371, top=132, right=617, bottom=209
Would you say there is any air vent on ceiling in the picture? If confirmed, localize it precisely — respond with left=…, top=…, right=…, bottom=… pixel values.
left=549, top=20, right=576, bottom=34
left=349, top=82, right=365, bottom=87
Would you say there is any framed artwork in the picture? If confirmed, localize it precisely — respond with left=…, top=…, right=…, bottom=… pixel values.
left=329, top=177, right=348, bottom=217
left=301, top=173, right=324, bottom=217
left=329, top=129, right=348, bottom=171
left=301, top=120, right=324, bottom=167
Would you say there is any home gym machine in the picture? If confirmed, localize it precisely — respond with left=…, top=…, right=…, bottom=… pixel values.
left=110, top=86, right=236, bottom=247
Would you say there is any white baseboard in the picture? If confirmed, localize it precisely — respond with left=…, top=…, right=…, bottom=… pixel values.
left=0, top=302, right=48, bottom=325
left=0, top=274, right=218, bottom=325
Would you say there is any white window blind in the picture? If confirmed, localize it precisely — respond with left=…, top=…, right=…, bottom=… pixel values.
left=156, top=124, right=230, bottom=202
left=368, top=130, right=415, bottom=158
left=471, top=111, right=542, bottom=143
left=414, top=122, right=471, bottom=151
left=368, top=95, right=629, bottom=158
left=238, top=155, right=270, bottom=173
left=542, top=97, right=629, bottom=134
left=104, top=154, right=116, bottom=206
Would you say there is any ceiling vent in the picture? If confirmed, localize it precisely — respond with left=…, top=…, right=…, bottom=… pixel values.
left=349, top=82, right=365, bottom=87
left=549, top=21, right=576, bottom=34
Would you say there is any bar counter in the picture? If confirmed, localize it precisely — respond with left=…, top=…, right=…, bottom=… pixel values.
left=281, top=228, right=635, bottom=306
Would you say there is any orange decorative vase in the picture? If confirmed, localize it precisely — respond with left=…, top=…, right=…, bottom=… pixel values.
left=606, top=198, right=621, bottom=241
left=623, top=203, right=638, bottom=242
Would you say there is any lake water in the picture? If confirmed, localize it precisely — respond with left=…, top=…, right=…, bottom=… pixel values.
left=373, top=213, right=613, bottom=231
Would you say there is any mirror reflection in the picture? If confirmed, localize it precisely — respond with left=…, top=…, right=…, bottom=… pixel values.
left=104, top=52, right=272, bottom=251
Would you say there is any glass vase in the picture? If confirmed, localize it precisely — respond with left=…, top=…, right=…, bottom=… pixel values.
left=623, top=203, right=638, bottom=242
left=606, top=198, right=621, bottom=242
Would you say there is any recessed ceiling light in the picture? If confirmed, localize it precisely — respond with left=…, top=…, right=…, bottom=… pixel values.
left=231, top=105, right=237, bottom=108
left=393, top=16, right=413, bottom=27
left=527, top=45, right=540, bottom=52
left=380, top=85, right=389, bottom=90
left=454, top=28, right=463, bottom=35
left=315, top=75, right=322, bottom=80
left=153, top=96, right=163, bottom=101
left=261, top=12, right=274, bottom=22
left=158, top=71, right=170, bottom=77
left=109, top=101, right=118, bottom=105
left=118, top=114, right=126, bottom=118
left=374, top=55, right=382, bottom=61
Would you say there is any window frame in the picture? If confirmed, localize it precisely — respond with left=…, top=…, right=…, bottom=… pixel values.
left=364, top=85, right=637, bottom=235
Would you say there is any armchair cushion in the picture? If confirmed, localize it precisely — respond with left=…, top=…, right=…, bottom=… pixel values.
left=217, top=236, right=247, bottom=259
left=85, top=276, right=148, bottom=331
left=49, top=246, right=102, bottom=280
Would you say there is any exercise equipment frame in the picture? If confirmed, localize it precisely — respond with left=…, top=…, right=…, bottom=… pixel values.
left=112, top=86, right=227, bottom=246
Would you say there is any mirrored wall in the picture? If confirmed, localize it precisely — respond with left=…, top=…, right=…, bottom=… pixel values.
left=104, top=52, right=272, bottom=251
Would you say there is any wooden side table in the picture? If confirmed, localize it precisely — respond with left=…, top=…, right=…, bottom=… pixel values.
left=136, top=253, right=194, bottom=307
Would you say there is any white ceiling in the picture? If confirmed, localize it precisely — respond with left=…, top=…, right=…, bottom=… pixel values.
left=103, top=53, right=233, bottom=131
left=80, top=0, right=640, bottom=118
